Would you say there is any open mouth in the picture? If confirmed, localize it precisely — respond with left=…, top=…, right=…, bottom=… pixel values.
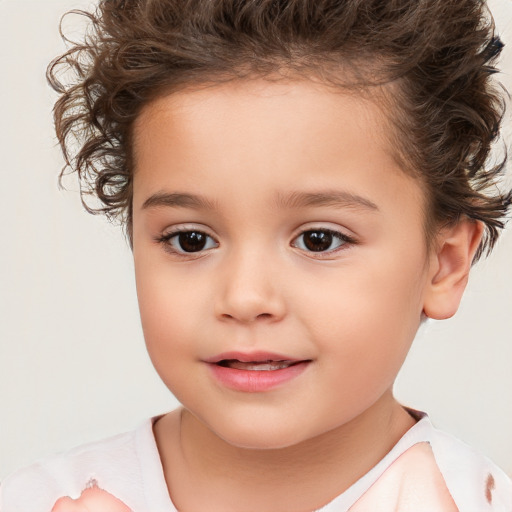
left=215, top=359, right=305, bottom=371
left=206, top=353, right=311, bottom=391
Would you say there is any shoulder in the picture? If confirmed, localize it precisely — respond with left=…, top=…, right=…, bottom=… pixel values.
left=393, top=442, right=459, bottom=510
left=427, top=425, right=512, bottom=512
left=0, top=420, right=153, bottom=512
left=351, top=438, right=511, bottom=512
left=349, top=443, right=459, bottom=512
left=348, top=410, right=512, bottom=512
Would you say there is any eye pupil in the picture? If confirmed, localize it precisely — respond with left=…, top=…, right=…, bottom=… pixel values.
left=303, top=231, right=333, bottom=252
left=178, top=232, right=207, bottom=252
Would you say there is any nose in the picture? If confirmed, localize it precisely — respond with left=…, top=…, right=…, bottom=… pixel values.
left=214, top=248, right=287, bottom=324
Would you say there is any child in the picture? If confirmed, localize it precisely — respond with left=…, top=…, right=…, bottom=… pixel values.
left=1, top=0, right=511, bottom=510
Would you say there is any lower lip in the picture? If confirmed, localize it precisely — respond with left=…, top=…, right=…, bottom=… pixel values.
left=207, top=361, right=310, bottom=392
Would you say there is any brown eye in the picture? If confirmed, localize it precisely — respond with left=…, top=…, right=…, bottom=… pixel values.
left=166, top=231, right=217, bottom=253
left=178, top=232, right=207, bottom=252
left=293, top=229, right=351, bottom=253
left=303, top=231, right=333, bottom=251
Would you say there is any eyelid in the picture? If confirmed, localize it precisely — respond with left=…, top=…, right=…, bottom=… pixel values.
left=159, top=223, right=217, bottom=238
left=291, top=222, right=356, bottom=240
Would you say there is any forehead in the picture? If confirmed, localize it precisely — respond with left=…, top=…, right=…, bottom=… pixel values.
left=133, top=78, right=388, bottom=164
left=131, top=78, right=425, bottom=218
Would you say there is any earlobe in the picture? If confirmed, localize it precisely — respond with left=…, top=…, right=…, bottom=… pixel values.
left=423, top=220, right=484, bottom=320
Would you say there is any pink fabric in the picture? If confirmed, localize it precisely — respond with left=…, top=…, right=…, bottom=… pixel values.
left=50, top=480, right=131, bottom=512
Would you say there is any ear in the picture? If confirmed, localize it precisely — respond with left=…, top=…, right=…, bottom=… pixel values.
left=423, top=219, right=484, bottom=320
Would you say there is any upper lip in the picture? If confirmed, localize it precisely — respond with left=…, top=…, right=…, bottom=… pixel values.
left=204, top=351, right=307, bottom=364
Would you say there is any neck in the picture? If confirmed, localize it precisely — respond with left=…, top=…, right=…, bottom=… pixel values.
left=154, top=392, right=416, bottom=512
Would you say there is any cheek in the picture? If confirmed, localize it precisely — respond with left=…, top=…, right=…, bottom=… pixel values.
left=135, top=258, right=190, bottom=348
left=135, top=248, right=205, bottom=332
left=299, top=249, right=426, bottom=373
left=133, top=255, right=212, bottom=390
left=137, top=282, right=198, bottom=401
left=302, top=258, right=424, bottom=331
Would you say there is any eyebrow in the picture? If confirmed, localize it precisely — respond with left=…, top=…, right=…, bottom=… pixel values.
left=274, top=190, right=379, bottom=212
left=141, top=189, right=379, bottom=212
left=141, top=192, right=217, bottom=211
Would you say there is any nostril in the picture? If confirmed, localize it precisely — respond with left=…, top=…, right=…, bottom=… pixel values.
left=220, top=312, right=274, bottom=321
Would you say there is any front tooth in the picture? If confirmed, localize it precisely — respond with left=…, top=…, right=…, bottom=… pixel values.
left=229, top=361, right=291, bottom=370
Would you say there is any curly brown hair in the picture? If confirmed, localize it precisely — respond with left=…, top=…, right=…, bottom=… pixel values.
left=47, top=0, right=511, bottom=260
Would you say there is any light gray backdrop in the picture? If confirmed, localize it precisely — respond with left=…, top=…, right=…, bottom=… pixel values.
left=1, top=0, right=511, bottom=479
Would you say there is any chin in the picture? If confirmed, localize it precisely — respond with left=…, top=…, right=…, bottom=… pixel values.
left=220, top=428, right=306, bottom=450
left=204, top=413, right=319, bottom=451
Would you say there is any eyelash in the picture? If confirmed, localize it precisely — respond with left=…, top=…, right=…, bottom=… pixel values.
left=155, top=228, right=219, bottom=258
left=291, top=228, right=356, bottom=257
left=155, top=227, right=357, bottom=258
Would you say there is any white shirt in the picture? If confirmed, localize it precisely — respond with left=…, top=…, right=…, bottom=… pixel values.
left=1, top=409, right=511, bottom=512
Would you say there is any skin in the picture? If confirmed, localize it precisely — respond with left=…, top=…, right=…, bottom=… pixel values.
left=131, top=78, right=480, bottom=511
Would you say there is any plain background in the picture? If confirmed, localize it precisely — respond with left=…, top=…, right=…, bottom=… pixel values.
left=0, top=0, right=511, bottom=480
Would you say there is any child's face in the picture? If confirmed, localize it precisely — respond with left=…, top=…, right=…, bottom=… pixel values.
left=131, top=78, right=433, bottom=449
